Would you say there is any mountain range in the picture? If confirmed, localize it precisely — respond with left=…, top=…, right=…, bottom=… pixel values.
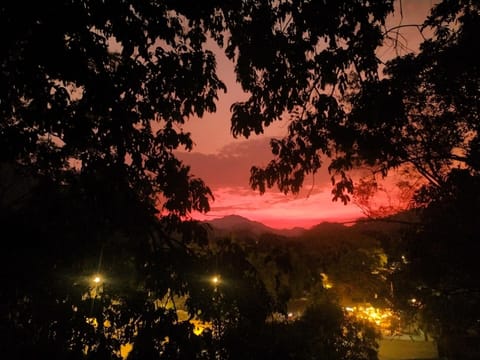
left=204, top=212, right=417, bottom=248
left=205, top=214, right=307, bottom=237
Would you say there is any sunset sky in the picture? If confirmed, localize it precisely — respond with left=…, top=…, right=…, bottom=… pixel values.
left=176, top=0, right=435, bottom=229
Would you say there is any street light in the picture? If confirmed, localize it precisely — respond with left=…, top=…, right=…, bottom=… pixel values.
left=88, top=274, right=104, bottom=300
left=209, top=274, right=223, bottom=348
left=211, top=275, right=221, bottom=286
left=86, top=274, right=105, bottom=329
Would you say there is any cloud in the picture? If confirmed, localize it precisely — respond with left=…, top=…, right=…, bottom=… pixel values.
left=177, top=136, right=424, bottom=228
left=176, top=137, right=332, bottom=190
left=176, top=137, right=367, bottom=228
left=176, top=138, right=265, bottom=188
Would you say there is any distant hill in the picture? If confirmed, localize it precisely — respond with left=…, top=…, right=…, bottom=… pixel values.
left=301, top=221, right=356, bottom=243
left=205, top=215, right=306, bottom=238
left=203, top=212, right=417, bottom=249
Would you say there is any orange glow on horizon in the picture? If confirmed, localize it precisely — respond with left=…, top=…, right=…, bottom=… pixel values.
left=189, top=186, right=366, bottom=229
left=250, top=214, right=362, bottom=229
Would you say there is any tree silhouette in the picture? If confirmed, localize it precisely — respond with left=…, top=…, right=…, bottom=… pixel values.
left=357, top=3, right=480, bottom=356
left=386, top=169, right=480, bottom=358
left=6, top=0, right=465, bottom=358
left=227, top=0, right=479, bottom=357
left=248, top=1, right=479, bottom=204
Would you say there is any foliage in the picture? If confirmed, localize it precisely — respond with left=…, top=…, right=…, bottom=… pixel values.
left=1, top=0, right=222, bottom=357
left=385, top=169, right=480, bottom=357
left=248, top=301, right=379, bottom=360
left=232, top=0, right=480, bottom=355
left=368, top=2, right=480, bottom=355
left=1, top=0, right=221, bottom=216
left=249, top=0, right=480, bottom=203
left=0, top=164, right=212, bottom=359
left=6, top=0, right=465, bottom=358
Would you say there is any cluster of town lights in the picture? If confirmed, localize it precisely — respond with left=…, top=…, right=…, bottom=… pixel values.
left=344, top=305, right=399, bottom=332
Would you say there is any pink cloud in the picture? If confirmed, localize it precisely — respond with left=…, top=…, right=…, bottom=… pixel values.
left=177, top=138, right=377, bottom=228
left=177, top=137, right=332, bottom=189
left=178, top=137, right=424, bottom=228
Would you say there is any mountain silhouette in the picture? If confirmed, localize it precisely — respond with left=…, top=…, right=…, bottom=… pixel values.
left=203, top=212, right=417, bottom=249
left=205, top=214, right=306, bottom=237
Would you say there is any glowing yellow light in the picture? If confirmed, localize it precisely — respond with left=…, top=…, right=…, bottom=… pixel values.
left=320, top=273, right=333, bottom=289
left=93, top=276, right=101, bottom=284
left=120, top=343, right=133, bottom=359
left=211, top=275, right=220, bottom=285
left=344, top=305, right=399, bottom=332
left=193, top=326, right=204, bottom=336
left=190, top=319, right=211, bottom=336
left=86, top=317, right=98, bottom=327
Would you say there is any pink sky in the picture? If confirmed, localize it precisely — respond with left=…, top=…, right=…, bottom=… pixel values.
left=177, top=139, right=367, bottom=229
left=176, top=1, right=435, bottom=229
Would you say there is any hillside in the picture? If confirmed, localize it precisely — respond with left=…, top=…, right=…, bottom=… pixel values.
left=203, top=212, right=417, bottom=250
left=205, top=214, right=306, bottom=238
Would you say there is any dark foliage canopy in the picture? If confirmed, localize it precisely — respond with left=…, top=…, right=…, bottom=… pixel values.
left=249, top=0, right=480, bottom=204
left=0, top=1, right=399, bottom=359
left=0, top=0, right=401, bottom=211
